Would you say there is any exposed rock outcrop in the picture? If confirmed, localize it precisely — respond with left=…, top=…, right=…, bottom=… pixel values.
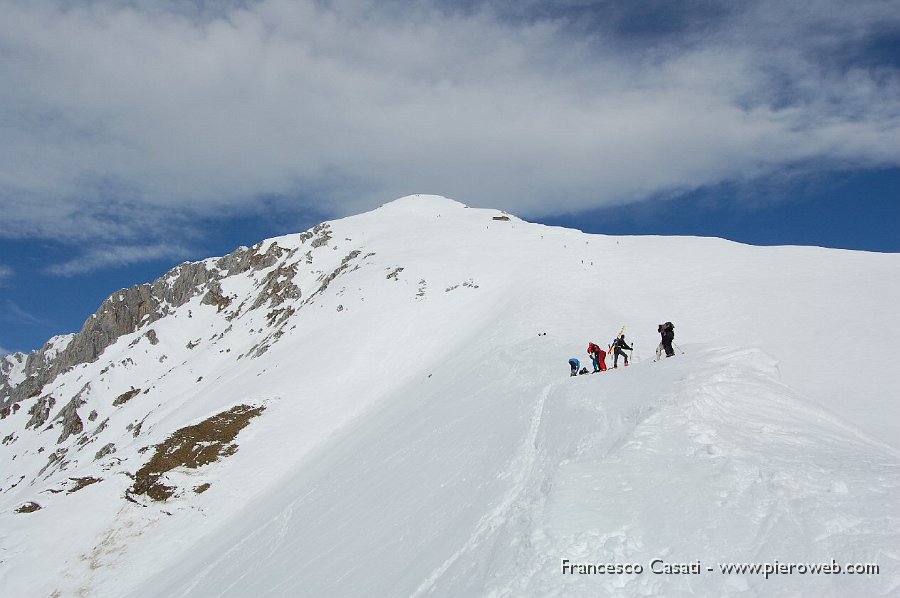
left=26, top=396, right=56, bottom=430
left=54, top=397, right=85, bottom=444
left=94, top=442, right=116, bottom=461
left=0, top=240, right=297, bottom=412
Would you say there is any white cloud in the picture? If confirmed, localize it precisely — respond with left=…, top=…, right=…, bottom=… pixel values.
left=45, top=243, right=194, bottom=277
left=0, top=0, right=897, bottom=240
left=0, top=265, right=12, bottom=284
left=2, top=299, right=51, bottom=327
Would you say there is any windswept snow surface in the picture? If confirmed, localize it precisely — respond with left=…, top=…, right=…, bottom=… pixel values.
left=1, top=195, right=898, bottom=597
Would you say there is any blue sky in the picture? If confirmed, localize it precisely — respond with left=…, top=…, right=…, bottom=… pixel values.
left=1, top=0, right=898, bottom=354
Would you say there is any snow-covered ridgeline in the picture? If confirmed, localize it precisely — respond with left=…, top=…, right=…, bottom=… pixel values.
left=0, top=195, right=897, bottom=597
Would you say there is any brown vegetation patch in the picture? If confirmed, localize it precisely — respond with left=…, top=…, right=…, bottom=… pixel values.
left=113, top=388, right=142, bottom=406
left=16, top=502, right=42, bottom=513
left=194, top=483, right=211, bottom=494
left=129, top=404, right=265, bottom=501
left=68, top=476, right=102, bottom=494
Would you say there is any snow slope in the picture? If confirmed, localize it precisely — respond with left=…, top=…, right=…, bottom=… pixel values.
left=1, top=195, right=898, bottom=597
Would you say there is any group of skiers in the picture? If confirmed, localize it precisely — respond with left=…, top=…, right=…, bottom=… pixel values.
left=568, top=322, right=675, bottom=377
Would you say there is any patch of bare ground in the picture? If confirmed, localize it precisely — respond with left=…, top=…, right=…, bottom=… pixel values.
left=68, top=476, right=102, bottom=493
left=128, top=404, right=265, bottom=501
left=16, top=501, right=41, bottom=513
left=112, top=388, right=141, bottom=406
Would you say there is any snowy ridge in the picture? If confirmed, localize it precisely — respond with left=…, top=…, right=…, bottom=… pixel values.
left=468, top=346, right=899, bottom=597
left=1, top=194, right=898, bottom=597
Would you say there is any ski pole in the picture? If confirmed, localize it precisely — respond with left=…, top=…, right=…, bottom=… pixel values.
left=673, top=341, right=684, bottom=355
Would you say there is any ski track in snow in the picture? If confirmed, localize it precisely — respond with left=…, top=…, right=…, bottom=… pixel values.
left=467, top=347, right=900, bottom=597
left=412, top=382, right=554, bottom=597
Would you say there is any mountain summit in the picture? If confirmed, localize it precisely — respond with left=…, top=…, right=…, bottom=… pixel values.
left=1, top=196, right=898, bottom=597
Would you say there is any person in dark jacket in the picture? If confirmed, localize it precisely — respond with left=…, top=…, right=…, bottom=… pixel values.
left=659, top=322, right=675, bottom=358
left=656, top=324, right=668, bottom=360
left=611, top=335, right=632, bottom=367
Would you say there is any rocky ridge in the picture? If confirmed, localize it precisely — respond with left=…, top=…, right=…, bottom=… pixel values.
left=0, top=217, right=367, bottom=502
left=0, top=225, right=335, bottom=413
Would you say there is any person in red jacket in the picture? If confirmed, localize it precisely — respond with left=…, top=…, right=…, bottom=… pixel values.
left=587, top=342, right=607, bottom=372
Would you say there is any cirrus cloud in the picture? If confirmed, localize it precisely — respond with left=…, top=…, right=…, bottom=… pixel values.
left=43, top=243, right=195, bottom=277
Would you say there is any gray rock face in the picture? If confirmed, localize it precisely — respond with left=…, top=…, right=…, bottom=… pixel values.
left=0, top=241, right=294, bottom=412
left=251, top=263, right=301, bottom=310
left=94, top=442, right=116, bottom=461
left=0, top=220, right=354, bottom=496
left=26, top=396, right=56, bottom=430
left=54, top=397, right=85, bottom=444
left=144, top=329, right=159, bottom=345
left=201, top=280, right=232, bottom=312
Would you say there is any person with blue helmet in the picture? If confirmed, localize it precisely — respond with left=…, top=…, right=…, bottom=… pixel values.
left=568, top=357, right=580, bottom=377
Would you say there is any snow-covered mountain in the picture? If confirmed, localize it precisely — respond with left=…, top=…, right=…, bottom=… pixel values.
left=1, top=195, right=898, bottom=597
